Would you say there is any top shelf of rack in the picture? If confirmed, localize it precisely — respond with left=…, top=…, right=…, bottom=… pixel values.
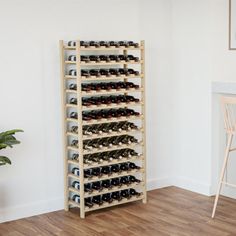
left=64, top=46, right=144, bottom=51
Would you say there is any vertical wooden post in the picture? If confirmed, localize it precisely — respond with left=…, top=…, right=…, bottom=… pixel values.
left=140, top=40, right=147, bottom=204
left=60, top=40, right=69, bottom=211
left=76, top=40, right=85, bottom=218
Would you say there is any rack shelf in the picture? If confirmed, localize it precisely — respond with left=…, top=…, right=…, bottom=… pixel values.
left=65, top=61, right=143, bottom=66
left=68, top=155, right=143, bottom=169
left=68, top=168, right=144, bottom=184
left=60, top=39, right=146, bottom=218
left=66, top=101, right=143, bottom=111
left=69, top=181, right=144, bottom=198
left=67, top=142, right=143, bottom=155
left=64, top=46, right=144, bottom=51
left=66, top=127, right=143, bottom=140
left=65, top=74, right=144, bottom=81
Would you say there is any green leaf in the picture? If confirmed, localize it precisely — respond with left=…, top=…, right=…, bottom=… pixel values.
left=0, top=129, right=23, bottom=137
left=0, top=156, right=11, bottom=165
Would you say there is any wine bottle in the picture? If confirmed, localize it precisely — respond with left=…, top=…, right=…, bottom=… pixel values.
left=120, top=176, right=130, bottom=185
left=84, top=169, right=92, bottom=178
left=99, top=41, right=109, bottom=47
left=72, top=194, right=80, bottom=203
left=72, top=181, right=93, bottom=193
left=68, top=41, right=76, bottom=47
left=111, top=178, right=121, bottom=187
left=82, top=125, right=92, bottom=135
left=101, top=123, right=113, bottom=133
left=126, top=135, right=138, bottom=144
left=91, top=181, right=103, bottom=191
left=127, top=69, right=139, bottom=76
left=128, top=122, right=138, bottom=130
left=111, top=136, right=123, bottom=146
left=121, top=189, right=131, bottom=199
left=90, top=69, right=100, bottom=77
left=101, top=166, right=111, bottom=175
left=89, top=41, right=100, bottom=48
left=102, top=193, right=113, bottom=203
left=89, top=55, right=100, bottom=62
left=109, top=68, right=120, bottom=75
left=91, top=167, right=102, bottom=177
left=81, top=70, right=90, bottom=77
left=82, top=84, right=92, bottom=92
left=71, top=125, right=78, bottom=133
left=128, top=162, right=141, bottom=170
left=69, top=83, right=77, bottom=90
left=102, top=180, right=112, bottom=189
left=128, top=175, right=141, bottom=183
left=70, top=98, right=77, bottom=105
left=111, top=122, right=122, bottom=132
left=72, top=195, right=94, bottom=208
left=71, top=139, right=78, bottom=147
left=81, top=55, right=90, bottom=62
left=90, top=154, right=103, bottom=164
left=111, top=164, right=120, bottom=173
left=85, top=197, right=94, bottom=208
left=119, top=163, right=129, bottom=171
left=100, top=69, right=110, bottom=76
left=72, top=167, right=80, bottom=176
left=70, top=112, right=78, bottom=119
left=69, top=69, right=77, bottom=76
left=83, top=140, right=94, bottom=150
left=68, top=55, right=76, bottom=61
left=109, top=41, right=120, bottom=47
left=111, top=191, right=122, bottom=201
left=72, top=153, right=79, bottom=160
left=92, top=195, right=103, bottom=205
left=129, top=188, right=141, bottom=197
left=83, top=154, right=93, bottom=165
left=72, top=168, right=92, bottom=178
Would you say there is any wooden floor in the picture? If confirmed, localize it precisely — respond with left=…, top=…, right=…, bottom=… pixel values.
left=1, top=187, right=236, bottom=236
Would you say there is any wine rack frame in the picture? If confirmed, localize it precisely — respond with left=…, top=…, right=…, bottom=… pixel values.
left=60, top=39, right=147, bottom=218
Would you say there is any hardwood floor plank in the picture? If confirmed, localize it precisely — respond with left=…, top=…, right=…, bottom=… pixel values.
left=1, top=187, right=236, bottom=236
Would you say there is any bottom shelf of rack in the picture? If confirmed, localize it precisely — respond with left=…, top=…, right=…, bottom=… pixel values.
left=68, top=195, right=144, bottom=213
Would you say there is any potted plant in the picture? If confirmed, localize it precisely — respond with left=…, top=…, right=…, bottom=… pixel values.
left=0, top=129, right=23, bottom=165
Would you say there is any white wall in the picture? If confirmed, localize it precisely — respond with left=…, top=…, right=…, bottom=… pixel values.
left=139, top=0, right=174, bottom=189
left=0, top=0, right=173, bottom=222
left=171, top=0, right=212, bottom=195
left=171, top=0, right=236, bottom=196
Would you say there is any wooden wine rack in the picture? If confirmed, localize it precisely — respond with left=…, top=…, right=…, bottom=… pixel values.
left=60, top=40, right=147, bottom=218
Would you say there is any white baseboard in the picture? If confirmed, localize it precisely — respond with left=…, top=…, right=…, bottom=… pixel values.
left=173, top=176, right=211, bottom=196
left=0, top=197, right=64, bottom=223
left=147, top=177, right=173, bottom=190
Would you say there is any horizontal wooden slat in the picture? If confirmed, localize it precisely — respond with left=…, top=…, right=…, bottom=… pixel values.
left=68, top=168, right=144, bottom=184
left=66, top=128, right=143, bottom=139
left=82, top=102, right=143, bottom=111
left=65, top=74, right=144, bottom=81
left=83, top=142, right=143, bottom=155
left=66, top=142, right=143, bottom=155
left=67, top=155, right=144, bottom=169
left=82, top=128, right=143, bottom=140
left=66, top=102, right=143, bottom=110
left=68, top=182, right=144, bottom=198
left=64, top=46, right=143, bottom=51
left=68, top=200, right=80, bottom=208
left=82, top=115, right=144, bottom=125
left=65, top=61, right=143, bottom=66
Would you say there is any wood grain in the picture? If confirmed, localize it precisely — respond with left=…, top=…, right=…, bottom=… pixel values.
left=1, top=187, right=236, bottom=236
